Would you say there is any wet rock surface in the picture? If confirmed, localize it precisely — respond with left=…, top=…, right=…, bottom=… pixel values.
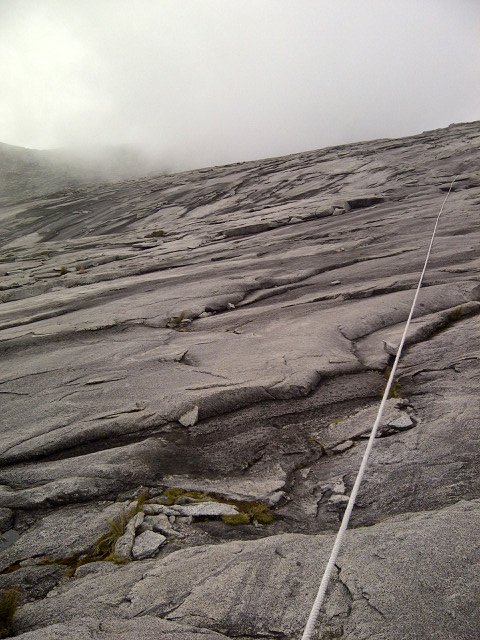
left=1, top=121, right=479, bottom=638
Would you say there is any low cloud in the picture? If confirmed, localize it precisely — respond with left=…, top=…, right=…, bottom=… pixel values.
left=1, top=0, right=479, bottom=170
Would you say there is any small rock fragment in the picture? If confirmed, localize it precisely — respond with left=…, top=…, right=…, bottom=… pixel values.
left=114, top=512, right=144, bottom=560
left=143, top=504, right=180, bottom=516
left=267, top=491, right=285, bottom=506
left=383, top=340, right=398, bottom=356
left=131, top=531, right=166, bottom=560
left=319, top=476, right=346, bottom=496
left=142, top=514, right=183, bottom=537
left=388, top=414, right=415, bottom=430
left=178, top=406, right=199, bottom=427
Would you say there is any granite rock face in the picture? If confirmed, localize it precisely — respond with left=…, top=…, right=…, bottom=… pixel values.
left=1, top=121, right=479, bottom=638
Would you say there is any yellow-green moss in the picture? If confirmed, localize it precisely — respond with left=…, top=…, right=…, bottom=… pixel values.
left=383, top=367, right=403, bottom=399
left=163, top=487, right=275, bottom=526
left=221, top=513, right=250, bottom=526
left=242, top=502, right=274, bottom=525
left=41, top=491, right=149, bottom=577
left=388, top=381, right=402, bottom=399
left=329, top=417, right=343, bottom=425
left=162, top=487, right=210, bottom=506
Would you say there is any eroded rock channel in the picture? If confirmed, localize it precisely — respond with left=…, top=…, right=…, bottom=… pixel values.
left=0, top=121, right=479, bottom=639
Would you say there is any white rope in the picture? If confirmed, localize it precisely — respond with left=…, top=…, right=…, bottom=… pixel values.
left=300, top=176, right=458, bottom=640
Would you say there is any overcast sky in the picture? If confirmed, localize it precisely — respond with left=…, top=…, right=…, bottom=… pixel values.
left=1, top=0, right=479, bottom=170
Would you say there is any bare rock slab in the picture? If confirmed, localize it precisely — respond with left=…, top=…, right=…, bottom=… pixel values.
left=14, top=499, right=479, bottom=639
left=0, top=502, right=128, bottom=571
left=14, top=616, right=232, bottom=640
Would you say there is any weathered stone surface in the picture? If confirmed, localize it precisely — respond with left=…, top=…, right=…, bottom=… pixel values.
left=388, top=414, right=414, bottom=430
left=162, top=469, right=287, bottom=505
left=0, top=564, right=64, bottom=601
left=1, top=121, right=480, bottom=637
left=142, top=514, right=182, bottom=537
left=13, top=616, right=232, bottom=640
left=0, top=507, right=13, bottom=532
left=0, top=502, right=127, bottom=570
left=173, top=503, right=239, bottom=518
left=143, top=504, right=181, bottom=516
left=0, top=528, right=19, bottom=553
left=331, top=440, right=354, bottom=453
left=12, top=501, right=480, bottom=639
left=114, top=511, right=144, bottom=560
left=131, top=530, right=166, bottom=559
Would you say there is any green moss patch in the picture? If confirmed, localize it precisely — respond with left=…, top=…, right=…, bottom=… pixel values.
left=41, top=492, right=148, bottom=577
left=162, top=487, right=275, bottom=526
left=162, top=487, right=211, bottom=505
left=221, top=513, right=250, bottom=526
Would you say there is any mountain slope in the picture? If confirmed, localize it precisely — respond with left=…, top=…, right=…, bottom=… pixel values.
left=0, top=121, right=479, bottom=639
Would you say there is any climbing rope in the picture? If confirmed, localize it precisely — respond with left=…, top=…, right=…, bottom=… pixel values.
left=300, top=175, right=459, bottom=640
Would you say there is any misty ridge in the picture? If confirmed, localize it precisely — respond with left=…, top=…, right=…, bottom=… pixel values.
left=0, top=142, right=173, bottom=204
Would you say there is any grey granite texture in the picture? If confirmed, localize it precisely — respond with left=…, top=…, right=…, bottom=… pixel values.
left=1, top=120, right=479, bottom=638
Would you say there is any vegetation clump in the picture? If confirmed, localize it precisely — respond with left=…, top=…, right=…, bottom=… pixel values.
left=329, top=417, right=343, bottom=425
left=162, top=487, right=274, bottom=526
left=222, top=513, right=250, bottom=526
left=0, top=587, right=21, bottom=639
left=383, top=367, right=403, bottom=399
left=42, top=491, right=149, bottom=576
left=162, top=487, right=210, bottom=505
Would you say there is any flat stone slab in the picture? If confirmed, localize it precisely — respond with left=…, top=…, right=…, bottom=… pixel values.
left=388, top=414, right=414, bottom=430
left=131, top=530, right=166, bottom=560
left=173, top=502, right=239, bottom=517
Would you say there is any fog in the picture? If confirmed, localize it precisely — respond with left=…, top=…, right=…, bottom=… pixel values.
left=1, top=0, right=479, bottom=171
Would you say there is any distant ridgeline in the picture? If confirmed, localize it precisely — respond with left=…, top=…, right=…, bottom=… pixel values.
left=0, top=142, right=164, bottom=204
